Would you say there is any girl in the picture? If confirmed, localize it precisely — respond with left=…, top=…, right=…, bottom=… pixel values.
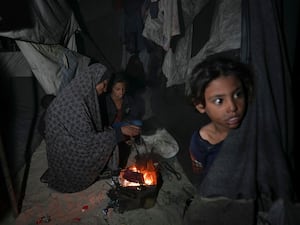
left=188, top=57, right=254, bottom=185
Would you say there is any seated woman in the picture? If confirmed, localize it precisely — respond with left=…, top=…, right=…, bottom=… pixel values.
left=102, top=72, right=144, bottom=168
left=43, top=63, right=141, bottom=193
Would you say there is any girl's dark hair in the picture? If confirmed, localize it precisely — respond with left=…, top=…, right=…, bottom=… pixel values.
left=106, top=72, right=128, bottom=93
left=189, top=57, right=254, bottom=107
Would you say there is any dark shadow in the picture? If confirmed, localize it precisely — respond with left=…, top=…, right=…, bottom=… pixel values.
left=0, top=0, right=33, bottom=31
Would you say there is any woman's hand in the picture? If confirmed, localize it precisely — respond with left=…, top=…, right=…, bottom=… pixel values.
left=121, top=125, right=141, bottom=138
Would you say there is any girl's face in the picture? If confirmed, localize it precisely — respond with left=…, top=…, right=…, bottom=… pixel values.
left=111, top=82, right=126, bottom=100
left=195, top=75, right=246, bottom=130
left=96, top=80, right=108, bottom=95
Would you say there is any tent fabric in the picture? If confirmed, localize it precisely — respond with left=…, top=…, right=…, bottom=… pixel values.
left=0, top=52, right=32, bottom=77
left=0, top=77, right=42, bottom=176
left=161, top=0, right=241, bottom=88
left=0, top=53, right=43, bottom=176
left=15, top=41, right=90, bottom=94
left=143, top=0, right=211, bottom=87
left=0, top=0, right=79, bottom=45
left=0, top=0, right=86, bottom=95
left=186, top=0, right=241, bottom=85
left=142, top=0, right=181, bottom=51
left=258, top=199, right=300, bottom=225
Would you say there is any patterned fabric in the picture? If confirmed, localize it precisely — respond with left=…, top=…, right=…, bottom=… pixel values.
left=45, top=63, right=117, bottom=193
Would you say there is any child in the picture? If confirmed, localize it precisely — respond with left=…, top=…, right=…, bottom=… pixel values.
left=104, top=72, right=143, bottom=133
left=188, top=57, right=254, bottom=185
left=103, top=72, right=144, bottom=168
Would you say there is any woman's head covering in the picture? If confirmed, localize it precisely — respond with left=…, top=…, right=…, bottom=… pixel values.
left=45, top=63, right=117, bottom=193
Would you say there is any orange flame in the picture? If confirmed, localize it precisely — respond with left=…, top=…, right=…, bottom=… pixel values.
left=119, top=159, right=157, bottom=187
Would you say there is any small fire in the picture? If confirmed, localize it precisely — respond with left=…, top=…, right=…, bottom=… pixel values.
left=119, top=159, right=157, bottom=187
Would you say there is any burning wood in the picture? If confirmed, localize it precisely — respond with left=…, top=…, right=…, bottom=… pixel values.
left=119, top=159, right=158, bottom=187
left=122, top=169, right=144, bottom=184
left=104, top=154, right=163, bottom=213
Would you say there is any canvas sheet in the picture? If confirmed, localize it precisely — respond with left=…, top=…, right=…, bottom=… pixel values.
left=15, top=139, right=196, bottom=225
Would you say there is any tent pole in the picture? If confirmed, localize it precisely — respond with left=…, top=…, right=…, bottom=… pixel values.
left=0, top=136, right=19, bottom=217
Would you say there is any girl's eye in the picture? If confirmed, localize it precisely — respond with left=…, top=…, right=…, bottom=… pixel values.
left=234, top=90, right=244, bottom=99
left=214, top=98, right=223, bottom=105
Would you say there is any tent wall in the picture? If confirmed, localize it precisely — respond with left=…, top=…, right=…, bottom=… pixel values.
left=0, top=50, right=46, bottom=213
left=74, top=0, right=123, bottom=72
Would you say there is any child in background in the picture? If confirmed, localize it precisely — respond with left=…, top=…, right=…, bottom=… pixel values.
left=188, top=57, right=254, bottom=185
left=103, top=72, right=144, bottom=168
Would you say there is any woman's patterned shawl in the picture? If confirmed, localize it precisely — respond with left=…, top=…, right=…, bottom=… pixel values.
left=45, top=63, right=117, bottom=193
